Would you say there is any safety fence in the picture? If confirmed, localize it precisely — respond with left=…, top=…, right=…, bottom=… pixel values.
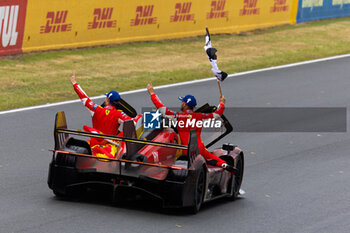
left=0, top=0, right=349, bottom=56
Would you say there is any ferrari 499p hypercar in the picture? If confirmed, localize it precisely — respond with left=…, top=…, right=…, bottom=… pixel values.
left=48, top=103, right=244, bottom=214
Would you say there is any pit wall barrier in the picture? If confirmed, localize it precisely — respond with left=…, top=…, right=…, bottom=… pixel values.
left=3, top=1, right=350, bottom=56
left=0, top=0, right=298, bottom=55
left=297, top=0, right=350, bottom=22
left=0, top=0, right=27, bottom=55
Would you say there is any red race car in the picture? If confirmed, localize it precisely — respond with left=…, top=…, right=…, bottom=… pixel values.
left=48, top=103, right=244, bottom=214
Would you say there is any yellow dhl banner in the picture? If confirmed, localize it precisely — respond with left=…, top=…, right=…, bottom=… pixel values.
left=22, top=0, right=299, bottom=52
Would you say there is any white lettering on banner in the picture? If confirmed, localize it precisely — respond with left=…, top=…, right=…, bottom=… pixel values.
left=332, top=0, right=350, bottom=6
left=0, top=5, right=19, bottom=48
left=302, top=0, right=324, bottom=8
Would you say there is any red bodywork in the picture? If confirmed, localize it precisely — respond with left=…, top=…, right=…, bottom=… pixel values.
left=49, top=111, right=244, bottom=211
left=75, top=125, right=183, bottom=181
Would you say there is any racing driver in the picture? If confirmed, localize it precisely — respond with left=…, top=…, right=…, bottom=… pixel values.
left=146, top=82, right=235, bottom=172
left=70, top=73, right=140, bottom=158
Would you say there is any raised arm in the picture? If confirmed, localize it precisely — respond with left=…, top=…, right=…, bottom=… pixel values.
left=146, top=82, right=176, bottom=117
left=215, top=96, right=226, bottom=117
left=70, top=72, right=98, bottom=116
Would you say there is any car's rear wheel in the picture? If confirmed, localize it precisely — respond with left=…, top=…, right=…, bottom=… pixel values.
left=56, top=153, right=77, bottom=167
left=55, top=143, right=91, bottom=167
left=51, top=145, right=89, bottom=197
left=227, top=153, right=244, bottom=201
left=53, top=190, right=65, bottom=197
left=188, top=168, right=206, bottom=214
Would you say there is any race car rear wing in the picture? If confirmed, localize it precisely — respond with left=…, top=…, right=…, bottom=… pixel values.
left=54, top=112, right=187, bottom=149
left=54, top=112, right=200, bottom=169
left=55, top=128, right=188, bottom=150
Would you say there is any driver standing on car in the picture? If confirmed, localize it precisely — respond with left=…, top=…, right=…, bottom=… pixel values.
left=70, top=73, right=141, bottom=158
left=146, top=82, right=235, bottom=172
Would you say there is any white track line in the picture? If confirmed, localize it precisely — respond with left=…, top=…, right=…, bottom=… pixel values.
left=1, top=53, right=350, bottom=115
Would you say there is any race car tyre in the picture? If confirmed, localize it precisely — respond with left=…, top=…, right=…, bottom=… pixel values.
left=56, top=153, right=77, bottom=167
left=53, top=190, right=65, bottom=197
left=56, top=144, right=89, bottom=167
left=50, top=144, right=89, bottom=198
left=227, top=153, right=244, bottom=201
left=188, top=168, right=206, bottom=214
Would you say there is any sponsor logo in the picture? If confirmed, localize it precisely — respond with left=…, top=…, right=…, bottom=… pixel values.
left=130, top=5, right=157, bottom=26
left=240, top=0, right=260, bottom=16
left=270, top=0, right=289, bottom=13
left=302, top=0, right=324, bottom=8
left=207, top=0, right=228, bottom=19
left=143, top=110, right=222, bottom=129
left=163, top=117, right=222, bottom=129
left=0, top=0, right=27, bottom=54
left=88, top=8, right=116, bottom=30
left=40, top=11, right=72, bottom=34
left=332, top=0, right=350, bottom=7
left=170, top=2, right=195, bottom=22
left=0, top=5, right=19, bottom=48
left=143, top=110, right=161, bottom=129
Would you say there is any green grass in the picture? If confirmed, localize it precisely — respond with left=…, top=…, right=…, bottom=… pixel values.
left=1, top=17, right=350, bottom=111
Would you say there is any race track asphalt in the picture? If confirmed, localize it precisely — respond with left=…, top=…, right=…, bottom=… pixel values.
left=1, top=57, right=350, bottom=233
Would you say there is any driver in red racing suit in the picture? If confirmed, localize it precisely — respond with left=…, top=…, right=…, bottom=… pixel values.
left=70, top=73, right=141, bottom=158
left=146, top=82, right=235, bottom=172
